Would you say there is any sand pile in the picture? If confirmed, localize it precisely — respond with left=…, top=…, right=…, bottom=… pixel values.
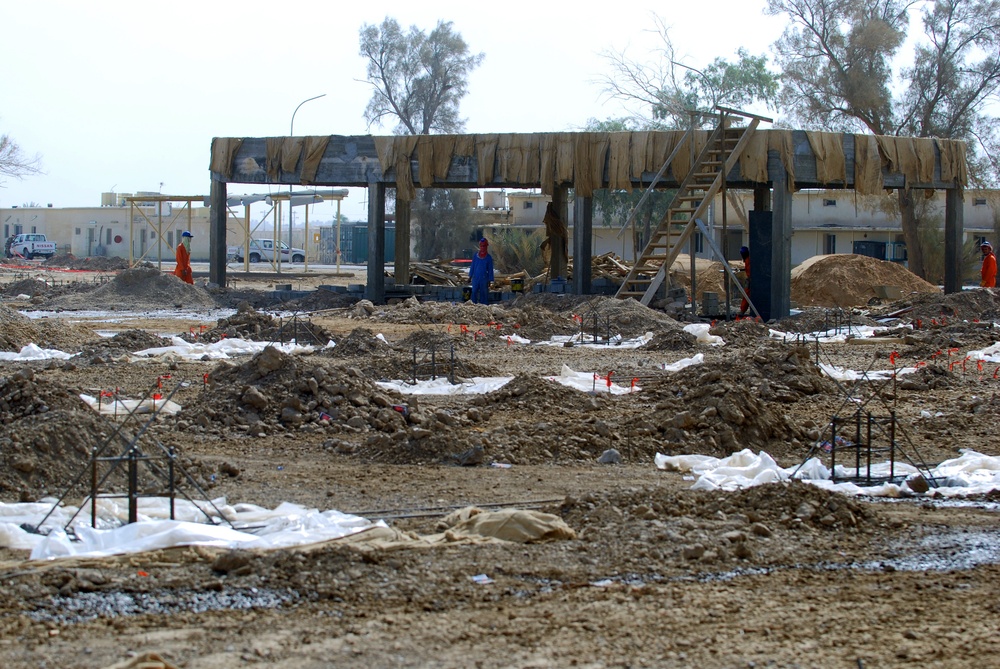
left=0, top=304, right=98, bottom=352
left=2, top=278, right=50, bottom=298
left=376, top=298, right=508, bottom=325
left=635, top=343, right=836, bottom=460
left=791, top=254, right=939, bottom=307
left=45, top=267, right=217, bottom=311
left=671, top=261, right=745, bottom=304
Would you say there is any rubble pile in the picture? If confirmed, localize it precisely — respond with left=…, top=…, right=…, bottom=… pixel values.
left=900, top=321, right=1000, bottom=357
left=709, top=319, right=771, bottom=347
left=45, top=267, right=217, bottom=311
left=42, top=255, right=136, bottom=271
left=906, top=288, right=1000, bottom=322
left=791, top=254, right=939, bottom=307
left=189, top=305, right=333, bottom=345
left=635, top=343, right=837, bottom=459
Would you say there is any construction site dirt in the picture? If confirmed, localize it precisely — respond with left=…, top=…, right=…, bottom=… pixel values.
left=1, top=259, right=999, bottom=669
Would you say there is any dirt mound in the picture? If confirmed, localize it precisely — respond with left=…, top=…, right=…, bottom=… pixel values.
left=560, top=296, right=682, bottom=338
left=79, top=329, right=171, bottom=363
left=0, top=304, right=98, bottom=352
left=561, top=479, right=878, bottom=538
left=42, top=254, right=136, bottom=271
left=644, top=328, right=698, bottom=351
left=186, top=306, right=333, bottom=345
left=634, top=343, right=836, bottom=461
left=709, top=319, right=771, bottom=347
left=774, top=307, right=884, bottom=334
left=2, top=278, right=50, bottom=297
left=905, top=288, right=1000, bottom=322
left=0, top=369, right=131, bottom=500
left=378, top=298, right=508, bottom=325
left=331, top=328, right=394, bottom=358
left=45, top=267, right=217, bottom=311
left=900, top=320, right=1000, bottom=358
left=282, top=288, right=358, bottom=312
left=791, top=254, right=939, bottom=307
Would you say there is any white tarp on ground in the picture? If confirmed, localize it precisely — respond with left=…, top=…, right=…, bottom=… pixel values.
left=544, top=365, right=641, bottom=395
left=0, top=343, right=75, bottom=362
left=133, top=336, right=331, bottom=360
left=660, top=353, right=705, bottom=372
left=80, top=393, right=183, bottom=416
left=535, top=331, right=654, bottom=349
left=769, top=324, right=904, bottom=344
left=817, top=340, right=1000, bottom=381
left=683, top=323, right=725, bottom=346
left=0, top=496, right=382, bottom=560
left=655, top=448, right=1000, bottom=497
left=376, top=376, right=513, bottom=396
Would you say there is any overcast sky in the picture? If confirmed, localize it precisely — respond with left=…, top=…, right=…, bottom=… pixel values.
left=0, top=0, right=788, bottom=221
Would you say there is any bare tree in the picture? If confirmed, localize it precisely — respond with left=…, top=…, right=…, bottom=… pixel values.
left=0, top=133, right=42, bottom=185
left=767, top=0, right=1000, bottom=278
left=598, top=15, right=779, bottom=129
left=359, top=17, right=484, bottom=135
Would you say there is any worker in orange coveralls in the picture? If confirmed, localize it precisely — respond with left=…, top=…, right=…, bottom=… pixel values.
left=174, top=230, right=194, bottom=284
left=981, top=240, right=996, bottom=288
left=738, top=245, right=751, bottom=316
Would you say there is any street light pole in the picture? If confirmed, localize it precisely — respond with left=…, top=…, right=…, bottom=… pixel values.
left=288, top=94, right=327, bottom=266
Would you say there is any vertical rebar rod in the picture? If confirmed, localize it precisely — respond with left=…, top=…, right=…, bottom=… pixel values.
left=169, top=445, right=176, bottom=521
left=412, top=346, right=417, bottom=384
left=831, top=418, right=838, bottom=483
left=91, top=448, right=98, bottom=529
left=449, top=344, right=455, bottom=384
left=866, top=412, right=873, bottom=484
left=890, top=411, right=897, bottom=481
left=128, top=447, right=138, bottom=525
left=855, top=410, right=862, bottom=477
left=431, top=348, right=436, bottom=381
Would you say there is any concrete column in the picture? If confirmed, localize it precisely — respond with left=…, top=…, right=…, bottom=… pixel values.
left=394, top=197, right=411, bottom=285
left=550, top=187, right=569, bottom=281
left=572, top=196, right=592, bottom=295
left=944, top=186, right=964, bottom=294
left=771, top=160, right=792, bottom=320
left=366, top=183, right=386, bottom=304
left=209, top=179, right=227, bottom=287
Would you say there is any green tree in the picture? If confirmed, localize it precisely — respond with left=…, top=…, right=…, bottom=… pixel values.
left=766, top=0, right=1000, bottom=279
left=491, top=228, right=547, bottom=276
left=0, top=133, right=41, bottom=186
left=359, top=17, right=484, bottom=260
left=411, top=189, right=475, bottom=261
left=359, top=17, right=484, bottom=135
left=599, top=15, right=779, bottom=129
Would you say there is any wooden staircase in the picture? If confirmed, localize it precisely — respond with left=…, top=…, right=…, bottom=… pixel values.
left=615, top=109, right=766, bottom=306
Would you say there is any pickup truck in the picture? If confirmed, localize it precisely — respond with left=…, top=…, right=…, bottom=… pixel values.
left=5, top=234, right=57, bottom=260
left=227, top=239, right=306, bottom=264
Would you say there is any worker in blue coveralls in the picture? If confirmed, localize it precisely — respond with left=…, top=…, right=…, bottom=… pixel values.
left=469, top=238, right=494, bottom=304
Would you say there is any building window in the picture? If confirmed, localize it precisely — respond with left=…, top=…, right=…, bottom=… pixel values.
left=31, top=226, right=37, bottom=233
left=106, top=228, right=112, bottom=245
left=823, top=199, right=837, bottom=207
left=692, top=232, right=704, bottom=253
left=523, top=201, right=533, bottom=209
left=167, top=231, right=174, bottom=247
left=973, top=198, right=987, bottom=206
left=75, top=228, right=81, bottom=235
left=824, top=233, right=836, bottom=255
left=3, top=225, right=7, bottom=238
left=975, top=235, right=988, bottom=247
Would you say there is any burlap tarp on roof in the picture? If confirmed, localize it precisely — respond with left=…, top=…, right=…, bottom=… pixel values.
left=209, top=138, right=243, bottom=178
left=300, top=136, right=330, bottom=184
left=914, top=137, right=936, bottom=184
left=806, top=131, right=847, bottom=184
left=608, top=132, right=632, bottom=192
left=279, top=137, right=304, bottom=174
left=265, top=137, right=283, bottom=180
left=475, top=134, right=499, bottom=186
left=739, top=130, right=769, bottom=183
left=362, top=131, right=968, bottom=202
left=768, top=130, right=796, bottom=190
left=853, top=134, right=883, bottom=195
left=417, top=136, right=435, bottom=187
left=937, top=138, right=967, bottom=184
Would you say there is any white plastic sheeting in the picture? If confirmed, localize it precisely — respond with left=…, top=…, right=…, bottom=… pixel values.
left=660, top=353, right=705, bottom=372
left=376, top=376, right=513, bottom=396
left=0, top=343, right=75, bottom=362
left=818, top=363, right=919, bottom=382
left=544, top=365, right=641, bottom=395
left=655, top=448, right=1000, bottom=497
left=0, top=496, right=382, bottom=560
left=80, top=393, right=183, bottom=416
left=683, top=323, right=725, bottom=346
left=536, top=332, right=654, bottom=349
left=769, top=324, right=904, bottom=344
left=133, top=336, right=331, bottom=361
